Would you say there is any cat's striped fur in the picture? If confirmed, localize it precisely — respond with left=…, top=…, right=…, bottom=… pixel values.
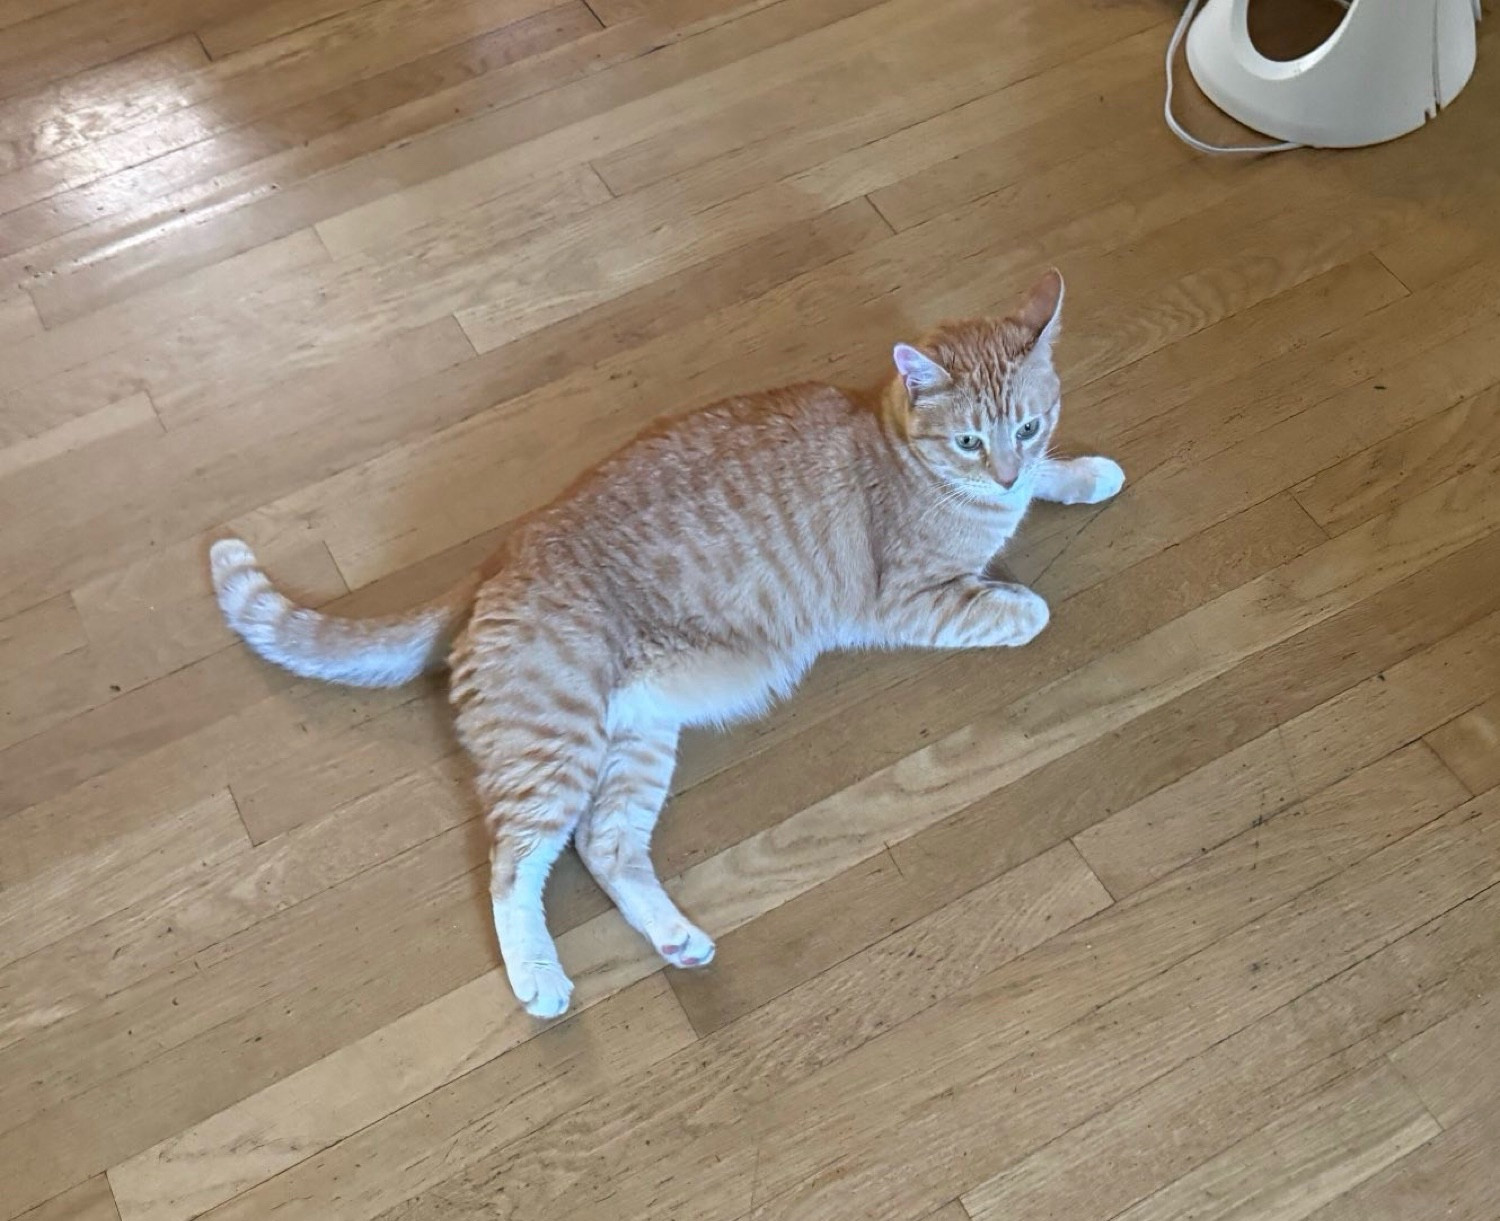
left=211, top=271, right=1125, bottom=1017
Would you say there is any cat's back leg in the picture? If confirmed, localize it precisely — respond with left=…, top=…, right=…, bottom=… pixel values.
left=575, top=701, right=715, bottom=969
left=451, top=608, right=613, bottom=1018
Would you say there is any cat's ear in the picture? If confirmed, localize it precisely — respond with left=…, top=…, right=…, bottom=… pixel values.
left=1014, top=268, right=1064, bottom=357
left=893, top=343, right=951, bottom=401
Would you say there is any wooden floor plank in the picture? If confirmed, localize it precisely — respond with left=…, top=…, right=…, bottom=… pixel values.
left=1103, top=1064, right=1438, bottom=1221
left=1315, top=936, right=1500, bottom=1220
left=221, top=163, right=1221, bottom=593
left=0, top=228, right=332, bottom=438
left=1293, top=379, right=1500, bottom=536
left=1076, top=609, right=1500, bottom=898
left=963, top=878, right=1500, bottom=1221
left=0, top=0, right=878, bottom=304
left=1390, top=979, right=1500, bottom=1131
left=0, top=765, right=466, bottom=1059
left=324, top=0, right=1164, bottom=250
left=1, top=0, right=561, bottom=189
left=732, top=795, right=1498, bottom=1221
left=660, top=500, right=1500, bottom=946
left=327, top=165, right=1428, bottom=594
left=0, top=788, right=246, bottom=982
left=1307, top=1097, right=1500, bottom=1221
left=108, top=974, right=701, bottom=1221
left=70, top=538, right=347, bottom=699
left=0, top=36, right=210, bottom=178
left=195, top=0, right=388, bottom=60
left=0, top=288, right=41, bottom=346
left=170, top=973, right=700, bottom=1221
left=383, top=746, right=1480, bottom=1221
left=0, top=593, right=84, bottom=677
left=589, top=4, right=1167, bottom=199
left=0, top=393, right=160, bottom=479
left=0, top=3, right=602, bottom=300
left=13, top=1176, right=120, bottom=1221
left=194, top=844, right=1109, bottom=1221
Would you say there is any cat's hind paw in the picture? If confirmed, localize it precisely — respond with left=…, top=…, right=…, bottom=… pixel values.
left=508, top=958, right=574, bottom=1019
left=655, top=922, right=716, bottom=969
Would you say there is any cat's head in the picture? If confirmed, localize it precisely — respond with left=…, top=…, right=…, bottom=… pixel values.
left=892, top=270, right=1064, bottom=503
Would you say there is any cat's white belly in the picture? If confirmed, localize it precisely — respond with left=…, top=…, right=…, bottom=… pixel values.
left=611, top=642, right=822, bottom=730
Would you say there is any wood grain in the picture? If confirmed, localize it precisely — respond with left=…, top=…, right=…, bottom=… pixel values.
left=1307, top=1098, right=1500, bottom=1221
left=964, top=877, right=1500, bottom=1221
left=1103, top=1064, right=1438, bottom=1221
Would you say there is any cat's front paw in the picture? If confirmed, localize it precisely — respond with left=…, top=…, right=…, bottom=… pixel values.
left=1000, top=586, right=1050, bottom=646
left=1071, top=456, right=1125, bottom=505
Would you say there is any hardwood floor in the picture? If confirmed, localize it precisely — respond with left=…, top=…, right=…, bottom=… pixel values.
left=3, top=1, right=1499, bottom=1218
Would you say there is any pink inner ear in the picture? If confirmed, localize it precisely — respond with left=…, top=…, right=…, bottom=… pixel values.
left=893, top=343, right=949, bottom=392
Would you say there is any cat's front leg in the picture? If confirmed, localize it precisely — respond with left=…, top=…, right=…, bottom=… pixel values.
left=1033, top=456, right=1125, bottom=505
left=876, top=576, right=1049, bottom=650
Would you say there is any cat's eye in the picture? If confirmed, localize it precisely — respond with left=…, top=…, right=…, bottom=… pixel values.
left=1016, top=419, right=1041, bottom=442
left=953, top=433, right=984, bottom=453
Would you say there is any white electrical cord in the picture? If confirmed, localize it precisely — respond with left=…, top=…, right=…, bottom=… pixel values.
left=1164, top=0, right=1332, bottom=155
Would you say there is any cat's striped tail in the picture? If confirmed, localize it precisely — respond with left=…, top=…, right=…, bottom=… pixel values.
left=209, top=538, right=479, bottom=688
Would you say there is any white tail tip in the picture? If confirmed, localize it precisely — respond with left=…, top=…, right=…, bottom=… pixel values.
left=210, top=537, right=257, bottom=580
left=210, top=537, right=285, bottom=632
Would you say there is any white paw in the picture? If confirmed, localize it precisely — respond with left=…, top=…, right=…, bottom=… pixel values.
left=653, top=921, right=716, bottom=969
left=999, top=585, right=1050, bottom=646
left=1073, top=456, right=1125, bottom=504
left=506, top=957, right=574, bottom=1019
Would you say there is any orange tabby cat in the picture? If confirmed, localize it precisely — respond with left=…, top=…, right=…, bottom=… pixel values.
left=211, top=270, right=1124, bottom=1018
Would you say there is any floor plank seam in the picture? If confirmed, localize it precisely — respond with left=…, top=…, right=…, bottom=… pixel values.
left=1381, top=1054, right=1452, bottom=1135
left=578, top=0, right=608, bottom=32
left=1069, top=835, right=1120, bottom=902
left=1369, top=249, right=1416, bottom=296
left=863, top=192, right=897, bottom=237
left=223, top=782, right=254, bottom=847
left=1284, top=490, right=1332, bottom=541
left=586, top=160, right=619, bottom=199
left=1414, top=736, right=1476, bottom=800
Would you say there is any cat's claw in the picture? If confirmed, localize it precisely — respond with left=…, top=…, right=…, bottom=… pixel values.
left=655, top=923, right=716, bottom=969
left=508, top=958, right=574, bottom=1019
